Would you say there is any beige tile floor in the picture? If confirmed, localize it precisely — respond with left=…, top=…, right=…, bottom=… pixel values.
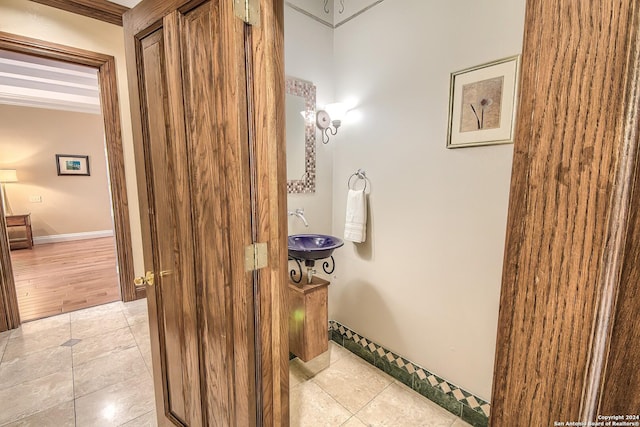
left=0, top=300, right=154, bottom=427
left=0, top=300, right=471, bottom=426
left=290, top=343, right=471, bottom=427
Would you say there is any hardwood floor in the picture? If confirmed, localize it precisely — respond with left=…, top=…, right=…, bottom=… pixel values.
left=9, top=237, right=120, bottom=322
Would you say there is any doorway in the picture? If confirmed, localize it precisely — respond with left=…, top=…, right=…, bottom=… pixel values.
left=0, top=31, right=137, bottom=330
left=1, top=49, right=120, bottom=320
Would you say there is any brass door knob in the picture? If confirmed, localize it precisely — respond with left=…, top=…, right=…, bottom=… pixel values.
left=134, top=271, right=155, bottom=287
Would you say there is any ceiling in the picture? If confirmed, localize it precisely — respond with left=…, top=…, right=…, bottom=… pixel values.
left=0, top=0, right=337, bottom=115
left=0, top=0, right=142, bottom=115
left=107, top=0, right=140, bottom=7
left=0, top=49, right=101, bottom=115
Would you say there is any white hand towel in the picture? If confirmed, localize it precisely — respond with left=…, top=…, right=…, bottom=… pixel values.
left=344, top=189, right=367, bottom=243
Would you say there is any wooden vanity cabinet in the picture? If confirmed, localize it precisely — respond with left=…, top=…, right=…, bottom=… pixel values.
left=288, top=276, right=330, bottom=362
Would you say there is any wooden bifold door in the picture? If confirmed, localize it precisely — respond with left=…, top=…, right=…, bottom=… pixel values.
left=124, top=0, right=288, bottom=425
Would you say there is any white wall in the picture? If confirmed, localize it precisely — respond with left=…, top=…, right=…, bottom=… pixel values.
left=285, top=6, right=335, bottom=235
left=0, top=0, right=144, bottom=275
left=330, top=0, right=526, bottom=400
left=0, top=105, right=113, bottom=237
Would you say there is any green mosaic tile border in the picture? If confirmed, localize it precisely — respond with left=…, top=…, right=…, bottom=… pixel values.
left=328, top=320, right=490, bottom=427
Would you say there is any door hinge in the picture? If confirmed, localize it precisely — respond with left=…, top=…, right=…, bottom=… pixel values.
left=233, top=0, right=260, bottom=26
left=245, top=242, right=268, bottom=271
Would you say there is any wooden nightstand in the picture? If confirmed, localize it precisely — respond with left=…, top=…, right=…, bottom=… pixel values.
left=6, top=213, right=33, bottom=250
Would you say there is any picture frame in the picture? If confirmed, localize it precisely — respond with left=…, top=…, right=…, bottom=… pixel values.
left=56, top=154, right=90, bottom=176
left=447, top=55, right=520, bottom=148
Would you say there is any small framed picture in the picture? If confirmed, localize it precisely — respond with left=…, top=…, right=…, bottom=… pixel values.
left=56, top=154, right=90, bottom=176
left=447, top=55, right=520, bottom=148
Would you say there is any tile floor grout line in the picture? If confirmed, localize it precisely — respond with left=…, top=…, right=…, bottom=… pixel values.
left=69, top=314, right=78, bottom=427
left=339, top=414, right=362, bottom=427
left=354, top=379, right=395, bottom=417
left=0, top=335, right=7, bottom=364
left=131, top=322, right=150, bottom=375
left=125, top=306, right=153, bottom=376
left=308, top=354, right=395, bottom=417
left=308, top=376, right=356, bottom=420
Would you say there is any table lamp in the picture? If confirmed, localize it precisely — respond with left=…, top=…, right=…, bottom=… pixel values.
left=0, top=169, right=18, bottom=215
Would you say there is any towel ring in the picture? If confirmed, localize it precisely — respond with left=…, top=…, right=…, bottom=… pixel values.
left=348, top=169, right=368, bottom=191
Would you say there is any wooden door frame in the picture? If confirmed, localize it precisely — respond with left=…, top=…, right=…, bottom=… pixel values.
left=0, top=212, right=20, bottom=330
left=491, top=0, right=640, bottom=423
left=247, top=1, right=289, bottom=425
left=0, top=32, right=137, bottom=332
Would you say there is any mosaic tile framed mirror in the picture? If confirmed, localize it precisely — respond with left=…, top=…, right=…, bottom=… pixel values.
left=286, top=76, right=316, bottom=193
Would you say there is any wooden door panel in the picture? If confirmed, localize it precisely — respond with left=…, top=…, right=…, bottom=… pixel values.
left=179, top=3, right=255, bottom=424
left=124, top=0, right=288, bottom=427
left=182, top=3, right=234, bottom=424
left=126, top=0, right=260, bottom=425
left=138, top=26, right=202, bottom=425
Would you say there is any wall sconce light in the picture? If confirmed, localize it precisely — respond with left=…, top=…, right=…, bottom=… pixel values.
left=0, top=169, right=18, bottom=215
left=316, top=102, right=347, bottom=144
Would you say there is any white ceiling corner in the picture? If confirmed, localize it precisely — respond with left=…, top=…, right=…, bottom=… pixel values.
left=286, top=0, right=384, bottom=28
left=107, top=0, right=140, bottom=8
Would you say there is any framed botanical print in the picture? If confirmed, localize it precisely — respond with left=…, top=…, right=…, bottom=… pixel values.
left=447, top=55, right=520, bottom=148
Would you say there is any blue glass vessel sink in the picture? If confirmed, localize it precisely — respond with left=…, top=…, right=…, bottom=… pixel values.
left=288, top=234, right=344, bottom=261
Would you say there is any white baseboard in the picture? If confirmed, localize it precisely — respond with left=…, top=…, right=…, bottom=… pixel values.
left=33, top=230, right=114, bottom=245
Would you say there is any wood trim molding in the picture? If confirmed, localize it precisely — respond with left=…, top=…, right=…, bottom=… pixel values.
left=94, top=48, right=138, bottom=302
left=596, top=10, right=640, bottom=413
left=0, top=32, right=138, bottom=311
left=28, top=0, right=129, bottom=26
left=581, top=6, right=640, bottom=417
left=248, top=0, right=289, bottom=425
left=491, top=0, right=640, bottom=424
left=0, top=212, right=20, bottom=331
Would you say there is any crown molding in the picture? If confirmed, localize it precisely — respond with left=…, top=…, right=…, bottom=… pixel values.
left=28, top=0, right=129, bottom=26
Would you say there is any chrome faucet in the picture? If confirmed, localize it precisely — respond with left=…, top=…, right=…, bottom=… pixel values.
left=288, top=208, right=309, bottom=227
